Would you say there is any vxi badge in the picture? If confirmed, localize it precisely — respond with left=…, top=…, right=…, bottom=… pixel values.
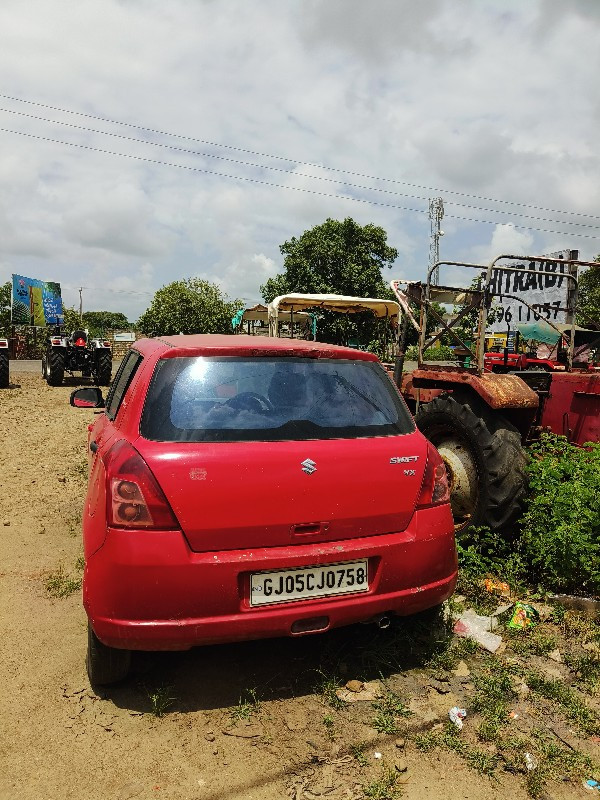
left=390, top=456, right=419, bottom=464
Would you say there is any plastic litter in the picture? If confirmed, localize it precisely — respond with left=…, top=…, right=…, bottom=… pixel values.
left=453, top=610, right=503, bottom=653
left=448, top=706, right=467, bottom=730
left=508, top=602, right=540, bottom=630
left=524, top=753, right=537, bottom=771
left=484, top=579, right=511, bottom=596
left=374, top=752, right=383, bottom=760
left=585, top=779, right=600, bottom=791
left=508, top=711, right=519, bottom=720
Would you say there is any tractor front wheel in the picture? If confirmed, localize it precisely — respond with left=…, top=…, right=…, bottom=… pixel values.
left=415, top=392, right=527, bottom=533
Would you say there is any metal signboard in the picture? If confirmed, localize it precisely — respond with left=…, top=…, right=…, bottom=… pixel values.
left=11, top=274, right=64, bottom=326
left=488, top=250, right=575, bottom=331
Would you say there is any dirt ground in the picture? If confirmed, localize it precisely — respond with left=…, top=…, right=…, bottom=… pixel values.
left=0, top=371, right=598, bottom=800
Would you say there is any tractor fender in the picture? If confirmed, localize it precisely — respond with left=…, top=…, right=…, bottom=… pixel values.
left=409, top=368, right=539, bottom=410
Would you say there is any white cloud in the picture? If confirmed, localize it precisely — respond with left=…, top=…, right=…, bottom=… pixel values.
left=0, top=0, right=598, bottom=326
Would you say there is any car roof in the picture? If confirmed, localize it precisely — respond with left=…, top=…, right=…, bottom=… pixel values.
left=135, top=334, right=379, bottom=362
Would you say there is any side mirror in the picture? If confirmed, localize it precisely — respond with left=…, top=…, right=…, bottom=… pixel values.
left=70, top=387, right=105, bottom=408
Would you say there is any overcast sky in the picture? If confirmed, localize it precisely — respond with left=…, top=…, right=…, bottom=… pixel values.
left=1, top=0, right=599, bottom=320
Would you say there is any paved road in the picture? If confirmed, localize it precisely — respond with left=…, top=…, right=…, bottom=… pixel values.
left=10, top=360, right=121, bottom=373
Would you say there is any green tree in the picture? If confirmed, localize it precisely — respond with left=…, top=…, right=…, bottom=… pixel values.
left=577, top=257, right=600, bottom=328
left=260, top=217, right=398, bottom=347
left=137, top=278, right=242, bottom=337
left=0, top=281, right=10, bottom=337
left=82, top=311, right=131, bottom=334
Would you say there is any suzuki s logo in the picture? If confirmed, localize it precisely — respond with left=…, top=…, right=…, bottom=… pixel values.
left=390, top=456, right=419, bottom=464
left=301, top=458, right=317, bottom=475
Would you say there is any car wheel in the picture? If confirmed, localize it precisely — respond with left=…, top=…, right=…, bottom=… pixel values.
left=86, top=623, right=131, bottom=685
left=415, top=392, right=527, bottom=533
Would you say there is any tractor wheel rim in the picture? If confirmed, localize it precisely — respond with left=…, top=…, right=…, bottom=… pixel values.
left=435, top=436, right=478, bottom=527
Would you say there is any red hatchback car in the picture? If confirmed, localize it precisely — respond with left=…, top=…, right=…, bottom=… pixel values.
left=71, top=335, right=457, bottom=684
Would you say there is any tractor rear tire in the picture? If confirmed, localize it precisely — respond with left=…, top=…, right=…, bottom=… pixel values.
left=95, top=350, right=112, bottom=387
left=86, top=623, right=131, bottom=686
left=0, top=351, right=8, bottom=388
left=47, top=349, right=65, bottom=386
left=415, top=392, right=527, bottom=533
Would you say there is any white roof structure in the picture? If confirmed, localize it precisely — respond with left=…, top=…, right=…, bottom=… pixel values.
left=268, top=293, right=400, bottom=320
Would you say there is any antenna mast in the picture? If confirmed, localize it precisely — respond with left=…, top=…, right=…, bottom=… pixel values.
left=429, top=197, right=444, bottom=285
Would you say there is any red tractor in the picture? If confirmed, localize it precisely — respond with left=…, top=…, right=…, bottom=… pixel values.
left=391, top=254, right=600, bottom=532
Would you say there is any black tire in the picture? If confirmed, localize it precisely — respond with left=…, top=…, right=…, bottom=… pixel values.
left=47, top=348, right=65, bottom=386
left=86, top=623, right=131, bottom=685
left=415, top=392, right=527, bottom=532
left=95, top=350, right=112, bottom=387
left=0, top=351, right=8, bottom=389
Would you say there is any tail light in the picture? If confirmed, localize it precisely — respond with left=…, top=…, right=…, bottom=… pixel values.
left=75, top=337, right=86, bottom=347
left=103, top=341, right=111, bottom=347
left=416, top=442, right=450, bottom=509
left=103, top=439, right=179, bottom=529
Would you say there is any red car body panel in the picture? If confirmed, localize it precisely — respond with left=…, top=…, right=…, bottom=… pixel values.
left=136, top=435, right=427, bottom=552
left=82, top=335, right=457, bottom=651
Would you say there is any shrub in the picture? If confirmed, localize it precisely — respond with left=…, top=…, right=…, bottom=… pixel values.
left=519, top=434, right=600, bottom=594
left=405, top=344, right=455, bottom=361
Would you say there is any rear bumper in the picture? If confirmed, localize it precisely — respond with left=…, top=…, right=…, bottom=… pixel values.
left=84, top=505, right=457, bottom=650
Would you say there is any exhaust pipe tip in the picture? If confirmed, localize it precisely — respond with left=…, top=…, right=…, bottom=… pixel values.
left=375, top=614, right=391, bottom=630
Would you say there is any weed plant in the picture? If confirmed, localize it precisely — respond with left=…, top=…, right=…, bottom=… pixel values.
left=147, top=685, right=175, bottom=717
left=45, top=565, right=81, bottom=598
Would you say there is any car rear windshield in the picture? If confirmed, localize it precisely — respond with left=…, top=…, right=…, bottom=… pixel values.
left=140, top=356, right=414, bottom=442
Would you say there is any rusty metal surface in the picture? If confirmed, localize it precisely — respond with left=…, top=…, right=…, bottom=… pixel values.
left=409, top=369, right=539, bottom=410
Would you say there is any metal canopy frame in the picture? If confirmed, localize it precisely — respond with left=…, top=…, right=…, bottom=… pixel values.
left=391, top=255, right=599, bottom=374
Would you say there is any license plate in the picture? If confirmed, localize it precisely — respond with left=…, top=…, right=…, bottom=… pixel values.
left=250, top=560, right=369, bottom=607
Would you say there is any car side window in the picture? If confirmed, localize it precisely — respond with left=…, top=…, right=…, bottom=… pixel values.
left=105, top=351, right=143, bottom=420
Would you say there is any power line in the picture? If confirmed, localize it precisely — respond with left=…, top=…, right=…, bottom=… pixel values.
left=2, top=105, right=600, bottom=231
left=1, top=91, right=599, bottom=222
left=1, top=125, right=599, bottom=240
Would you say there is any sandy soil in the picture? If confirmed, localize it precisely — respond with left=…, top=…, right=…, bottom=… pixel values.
left=0, top=372, right=597, bottom=800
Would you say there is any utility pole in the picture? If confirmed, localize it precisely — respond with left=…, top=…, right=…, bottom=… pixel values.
left=78, top=287, right=83, bottom=321
left=429, top=198, right=444, bottom=285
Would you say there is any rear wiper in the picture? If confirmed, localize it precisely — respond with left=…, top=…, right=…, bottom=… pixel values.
left=333, top=375, right=385, bottom=414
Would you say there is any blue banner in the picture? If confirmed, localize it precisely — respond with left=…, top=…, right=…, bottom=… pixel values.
left=11, top=274, right=64, bottom=326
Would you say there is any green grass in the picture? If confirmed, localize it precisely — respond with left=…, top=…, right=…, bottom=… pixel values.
left=427, top=634, right=478, bottom=672
left=349, top=742, right=368, bottom=767
left=506, top=628, right=557, bottom=657
left=415, top=722, right=499, bottom=776
left=44, top=565, right=81, bottom=598
left=147, top=685, right=175, bottom=717
left=363, top=767, right=400, bottom=800
left=526, top=672, right=599, bottom=735
left=372, top=691, right=411, bottom=735
left=563, top=652, right=600, bottom=694
left=229, top=688, right=261, bottom=724
left=315, top=671, right=346, bottom=710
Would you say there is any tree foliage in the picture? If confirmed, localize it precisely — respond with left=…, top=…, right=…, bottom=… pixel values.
left=260, top=218, right=398, bottom=348
left=82, top=311, right=131, bottom=334
left=0, top=281, right=10, bottom=337
left=137, top=278, right=242, bottom=337
left=576, top=257, right=600, bottom=328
